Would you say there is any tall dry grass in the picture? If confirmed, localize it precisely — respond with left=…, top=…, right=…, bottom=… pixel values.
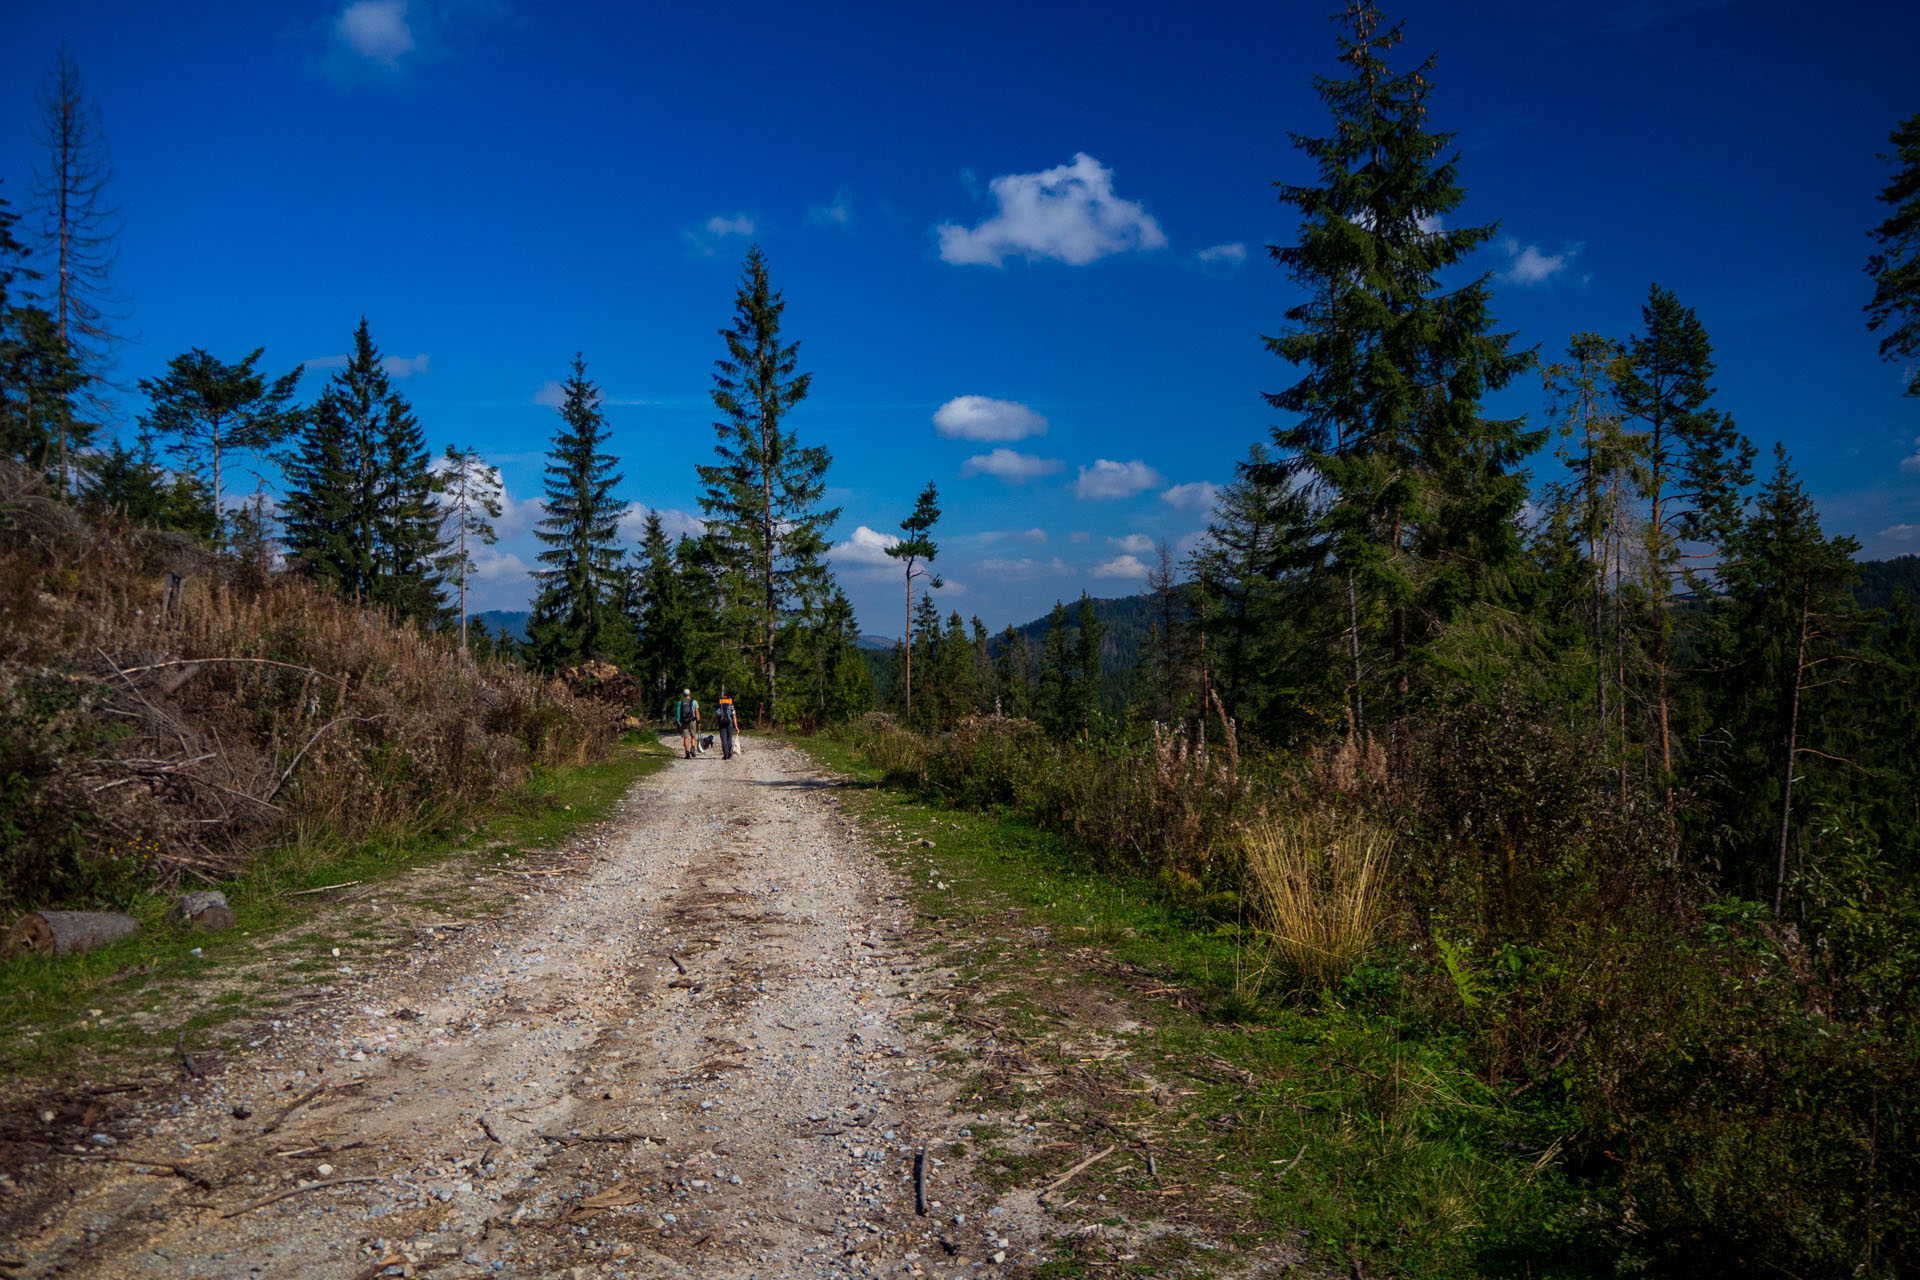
left=1241, top=814, right=1393, bottom=991
left=0, top=462, right=616, bottom=909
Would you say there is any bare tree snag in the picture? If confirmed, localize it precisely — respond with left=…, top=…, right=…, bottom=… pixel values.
left=169, top=890, right=235, bottom=932
left=4, top=910, right=141, bottom=958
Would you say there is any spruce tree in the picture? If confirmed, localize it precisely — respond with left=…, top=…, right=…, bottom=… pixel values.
left=283, top=319, right=437, bottom=616
left=1036, top=601, right=1075, bottom=738
left=1706, top=446, right=1861, bottom=911
left=1866, top=111, right=1920, bottom=396
left=528, top=355, right=625, bottom=669
left=1617, top=284, right=1754, bottom=777
left=1265, top=0, right=1534, bottom=731
left=1074, top=594, right=1106, bottom=738
left=137, top=347, right=303, bottom=548
left=635, top=513, right=696, bottom=713
left=885, top=481, right=943, bottom=721
left=994, top=626, right=1032, bottom=719
left=696, top=244, right=841, bottom=721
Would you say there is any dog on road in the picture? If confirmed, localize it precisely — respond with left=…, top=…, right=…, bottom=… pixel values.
left=698, top=734, right=716, bottom=754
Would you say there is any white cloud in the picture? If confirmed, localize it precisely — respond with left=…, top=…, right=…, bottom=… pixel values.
left=807, top=188, right=852, bottom=228
left=1092, top=554, right=1149, bottom=580
left=977, top=556, right=1071, bottom=581
left=1069, top=531, right=1091, bottom=543
left=684, top=213, right=757, bottom=257
left=961, top=449, right=1063, bottom=485
left=301, top=350, right=428, bottom=377
left=492, top=488, right=546, bottom=539
left=334, top=0, right=414, bottom=66
left=1175, top=529, right=1213, bottom=558
left=1879, top=523, right=1919, bottom=541
left=1108, top=533, right=1154, bottom=554
left=1194, top=242, right=1246, bottom=266
left=1500, top=236, right=1579, bottom=286
left=1160, top=480, right=1220, bottom=512
left=829, top=525, right=902, bottom=568
left=935, top=152, right=1168, bottom=267
left=1901, top=435, right=1920, bottom=474
left=533, top=380, right=565, bottom=408
left=1017, top=527, right=1047, bottom=545
left=617, top=503, right=705, bottom=544
left=471, top=542, right=529, bottom=583
left=1418, top=213, right=1444, bottom=235
left=1075, top=458, right=1165, bottom=500
left=933, top=395, right=1048, bottom=441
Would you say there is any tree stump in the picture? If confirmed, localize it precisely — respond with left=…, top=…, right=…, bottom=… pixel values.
left=169, top=890, right=235, bottom=932
left=4, top=911, right=142, bottom=958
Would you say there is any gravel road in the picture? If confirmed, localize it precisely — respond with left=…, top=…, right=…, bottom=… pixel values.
left=2, top=736, right=1049, bottom=1279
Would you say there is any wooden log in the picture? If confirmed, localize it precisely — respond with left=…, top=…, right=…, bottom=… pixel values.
left=4, top=910, right=141, bottom=958
left=169, top=890, right=235, bottom=932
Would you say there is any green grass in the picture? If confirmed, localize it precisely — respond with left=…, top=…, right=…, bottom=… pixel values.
left=795, top=732, right=1604, bottom=1279
left=0, top=733, right=672, bottom=1081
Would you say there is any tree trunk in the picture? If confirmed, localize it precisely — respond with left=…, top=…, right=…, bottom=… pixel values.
left=1346, top=570, right=1364, bottom=733
left=5, top=910, right=141, bottom=958
left=1774, top=588, right=1811, bottom=917
left=903, top=569, right=913, bottom=721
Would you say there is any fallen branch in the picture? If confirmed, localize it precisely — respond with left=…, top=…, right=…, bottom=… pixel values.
left=261, top=1084, right=326, bottom=1135
left=477, top=1116, right=504, bottom=1144
left=286, top=881, right=361, bottom=897
left=219, top=1175, right=380, bottom=1218
left=268, top=715, right=388, bottom=802
left=175, top=1030, right=204, bottom=1080
left=668, top=953, right=688, bottom=975
left=58, top=1152, right=213, bottom=1189
left=914, top=1149, right=928, bottom=1215
left=536, top=1132, right=666, bottom=1146
left=1039, top=1144, right=1115, bottom=1201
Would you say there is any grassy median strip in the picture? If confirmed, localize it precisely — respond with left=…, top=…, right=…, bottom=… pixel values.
left=0, top=734, right=673, bottom=1084
left=797, top=732, right=1595, bottom=1280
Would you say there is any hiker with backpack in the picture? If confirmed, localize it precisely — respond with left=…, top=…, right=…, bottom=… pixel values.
left=674, top=689, right=701, bottom=758
left=715, top=695, right=739, bottom=760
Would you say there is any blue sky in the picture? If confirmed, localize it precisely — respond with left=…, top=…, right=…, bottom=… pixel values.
left=3, top=0, right=1916, bottom=634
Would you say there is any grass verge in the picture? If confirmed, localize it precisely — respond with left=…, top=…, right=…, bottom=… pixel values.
left=0, top=733, right=672, bottom=1083
left=795, top=732, right=1602, bottom=1280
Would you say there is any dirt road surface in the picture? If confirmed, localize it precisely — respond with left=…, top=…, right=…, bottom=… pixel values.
left=0, top=738, right=1052, bottom=1279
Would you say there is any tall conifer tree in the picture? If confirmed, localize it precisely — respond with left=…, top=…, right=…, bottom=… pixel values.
left=1866, top=111, right=1920, bottom=396
left=885, top=481, right=942, bottom=720
left=137, top=347, right=303, bottom=548
left=696, top=244, right=841, bottom=721
left=1265, top=0, right=1534, bottom=731
left=528, top=355, right=626, bottom=669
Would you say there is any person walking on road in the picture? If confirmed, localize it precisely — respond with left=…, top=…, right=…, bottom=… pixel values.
left=716, top=695, right=738, bottom=760
left=675, top=688, right=701, bottom=758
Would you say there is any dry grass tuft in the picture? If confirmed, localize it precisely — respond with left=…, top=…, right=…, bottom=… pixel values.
left=1241, top=813, right=1393, bottom=991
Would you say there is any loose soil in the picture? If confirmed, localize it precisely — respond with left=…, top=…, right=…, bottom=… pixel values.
left=0, top=738, right=1057, bottom=1279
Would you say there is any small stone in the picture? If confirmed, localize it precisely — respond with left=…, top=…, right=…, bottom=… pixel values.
left=317, top=1163, right=334, bottom=1176
left=992, top=1250, right=1006, bottom=1264
left=728, top=1174, right=741, bottom=1185
left=231, top=1104, right=253, bottom=1120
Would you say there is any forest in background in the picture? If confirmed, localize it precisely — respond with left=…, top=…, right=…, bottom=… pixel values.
left=2, top=0, right=1919, bottom=1271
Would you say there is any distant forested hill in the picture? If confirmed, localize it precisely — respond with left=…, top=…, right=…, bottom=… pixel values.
left=473, top=610, right=530, bottom=642
left=1856, top=555, right=1920, bottom=610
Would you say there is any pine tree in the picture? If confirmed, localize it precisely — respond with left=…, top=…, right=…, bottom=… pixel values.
left=136, top=347, right=303, bottom=548
left=696, top=245, right=841, bottom=720
left=30, top=48, right=124, bottom=496
left=885, top=481, right=942, bottom=721
left=993, top=626, right=1032, bottom=719
left=433, top=446, right=503, bottom=649
left=1706, top=446, right=1861, bottom=912
left=1866, top=111, right=1920, bottom=396
left=1265, top=0, right=1535, bottom=732
left=85, top=422, right=216, bottom=537
left=1035, top=602, right=1075, bottom=738
left=1617, top=284, right=1754, bottom=777
left=635, top=513, right=695, bottom=713
left=528, top=355, right=625, bottom=669
left=283, top=319, right=440, bottom=621
left=0, top=303, right=81, bottom=475
left=1074, top=594, right=1106, bottom=738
